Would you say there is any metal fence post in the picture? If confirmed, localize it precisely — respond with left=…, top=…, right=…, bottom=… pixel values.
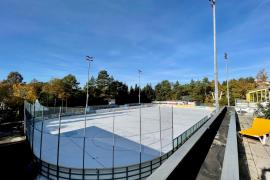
left=150, top=160, right=153, bottom=174
left=39, top=106, right=45, bottom=162
left=56, top=107, right=62, bottom=180
left=23, top=101, right=26, bottom=135
left=83, top=107, right=87, bottom=180
left=179, top=133, right=183, bottom=147
left=29, top=103, right=32, bottom=144
left=82, top=137, right=86, bottom=179
left=66, top=99, right=68, bottom=114
left=171, top=105, right=174, bottom=151
left=139, top=104, right=142, bottom=179
left=31, top=103, right=36, bottom=150
left=159, top=105, right=162, bottom=156
left=112, top=108, right=115, bottom=179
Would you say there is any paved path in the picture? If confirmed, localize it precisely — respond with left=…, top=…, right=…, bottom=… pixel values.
left=0, top=135, right=25, bottom=145
left=238, top=114, right=270, bottom=180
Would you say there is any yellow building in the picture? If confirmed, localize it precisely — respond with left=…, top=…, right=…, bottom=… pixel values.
left=246, top=87, right=270, bottom=103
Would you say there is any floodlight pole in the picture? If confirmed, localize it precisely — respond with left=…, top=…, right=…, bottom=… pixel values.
left=138, top=70, right=142, bottom=104
left=83, top=55, right=94, bottom=178
left=85, top=56, right=94, bottom=127
left=210, top=0, right=219, bottom=111
left=225, top=53, right=230, bottom=106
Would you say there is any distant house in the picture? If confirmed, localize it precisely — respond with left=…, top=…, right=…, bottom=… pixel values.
left=0, top=102, right=5, bottom=110
left=255, top=78, right=270, bottom=85
left=108, top=99, right=116, bottom=105
left=246, top=86, right=270, bottom=103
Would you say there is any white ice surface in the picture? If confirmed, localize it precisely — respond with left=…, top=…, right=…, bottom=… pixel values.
left=32, top=106, right=212, bottom=169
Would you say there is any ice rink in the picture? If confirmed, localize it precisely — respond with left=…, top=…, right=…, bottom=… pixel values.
left=31, top=105, right=213, bottom=169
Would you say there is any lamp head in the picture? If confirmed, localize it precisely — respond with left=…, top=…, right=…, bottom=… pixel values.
left=86, top=56, right=94, bottom=61
left=224, top=53, right=228, bottom=60
left=209, top=0, right=215, bottom=6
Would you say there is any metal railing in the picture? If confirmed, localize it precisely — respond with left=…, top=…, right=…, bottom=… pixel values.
left=25, top=102, right=213, bottom=180
left=147, top=107, right=226, bottom=180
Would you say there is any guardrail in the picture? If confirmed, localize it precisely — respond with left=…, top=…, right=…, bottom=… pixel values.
left=221, top=111, right=239, bottom=180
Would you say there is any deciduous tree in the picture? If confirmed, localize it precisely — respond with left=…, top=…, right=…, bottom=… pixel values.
left=6, top=72, right=23, bottom=84
left=155, top=80, right=172, bottom=101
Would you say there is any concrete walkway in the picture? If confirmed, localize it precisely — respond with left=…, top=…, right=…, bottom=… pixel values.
left=238, top=114, right=270, bottom=180
left=0, top=135, right=25, bottom=145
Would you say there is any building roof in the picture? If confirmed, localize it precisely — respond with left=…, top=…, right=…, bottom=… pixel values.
left=247, top=86, right=270, bottom=93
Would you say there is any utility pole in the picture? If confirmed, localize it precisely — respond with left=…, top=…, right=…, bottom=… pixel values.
left=225, top=53, right=230, bottom=106
left=210, top=0, right=219, bottom=111
left=138, top=69, right=142, bottom=104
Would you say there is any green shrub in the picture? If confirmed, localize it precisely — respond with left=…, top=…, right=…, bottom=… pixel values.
left=257, top=102, right=270, bottom=119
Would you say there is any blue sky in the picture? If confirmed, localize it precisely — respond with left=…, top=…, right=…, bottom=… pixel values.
left=1, top=0, right=270, bottom=87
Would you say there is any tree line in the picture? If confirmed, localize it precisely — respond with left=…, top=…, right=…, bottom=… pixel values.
left=0, top=69, right=268, bottom=123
